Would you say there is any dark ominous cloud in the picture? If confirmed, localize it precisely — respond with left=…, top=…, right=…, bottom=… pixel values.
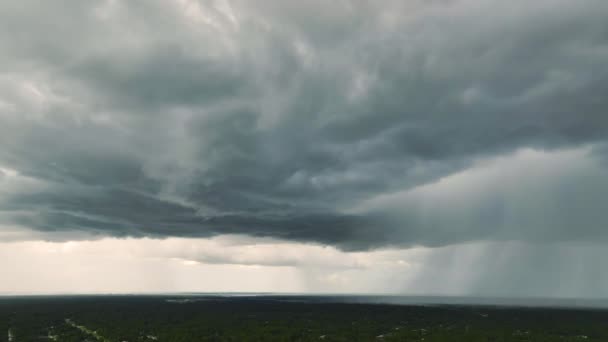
left=1, top=0, right=608, bottom=250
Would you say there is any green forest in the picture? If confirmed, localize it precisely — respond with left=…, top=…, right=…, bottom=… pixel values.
left=1, top=296, right=606, bottom=341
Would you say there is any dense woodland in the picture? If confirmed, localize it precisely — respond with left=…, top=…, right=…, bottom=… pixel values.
left=1, top=296, right=607, bottom=341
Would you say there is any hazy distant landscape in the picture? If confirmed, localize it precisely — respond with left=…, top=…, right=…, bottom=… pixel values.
left=2, top=295, right=608, bottom=341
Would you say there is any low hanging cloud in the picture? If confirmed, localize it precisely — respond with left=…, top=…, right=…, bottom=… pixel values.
left=351, top=147, right=608, bottom=248
left=1, top=0, right=607, bottom=250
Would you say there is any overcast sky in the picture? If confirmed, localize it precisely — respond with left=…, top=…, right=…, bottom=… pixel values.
left=1, top=0, right=608, bottom=297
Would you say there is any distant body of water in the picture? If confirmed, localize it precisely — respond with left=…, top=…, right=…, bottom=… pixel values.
left=158, top=293, right=608, bottom=309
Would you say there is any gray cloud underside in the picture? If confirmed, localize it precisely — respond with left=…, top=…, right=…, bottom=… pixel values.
left=1, top=0, right=608, bottom=250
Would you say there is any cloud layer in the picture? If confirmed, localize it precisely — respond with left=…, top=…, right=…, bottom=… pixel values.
left=1, top=0, right=607, bottom=250
left=3, top=237, right=608, bottom=298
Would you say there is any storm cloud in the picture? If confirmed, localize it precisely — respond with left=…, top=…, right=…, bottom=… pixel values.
left=1, top=0, right=608, bottom=250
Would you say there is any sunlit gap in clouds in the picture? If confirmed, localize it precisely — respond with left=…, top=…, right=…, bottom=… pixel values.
left=0, top=235, right=426, bottom=295
left=1, top=235, right=606, bottom=298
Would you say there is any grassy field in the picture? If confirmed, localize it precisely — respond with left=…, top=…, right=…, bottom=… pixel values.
left=1, top=295, right=607, bottom=341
